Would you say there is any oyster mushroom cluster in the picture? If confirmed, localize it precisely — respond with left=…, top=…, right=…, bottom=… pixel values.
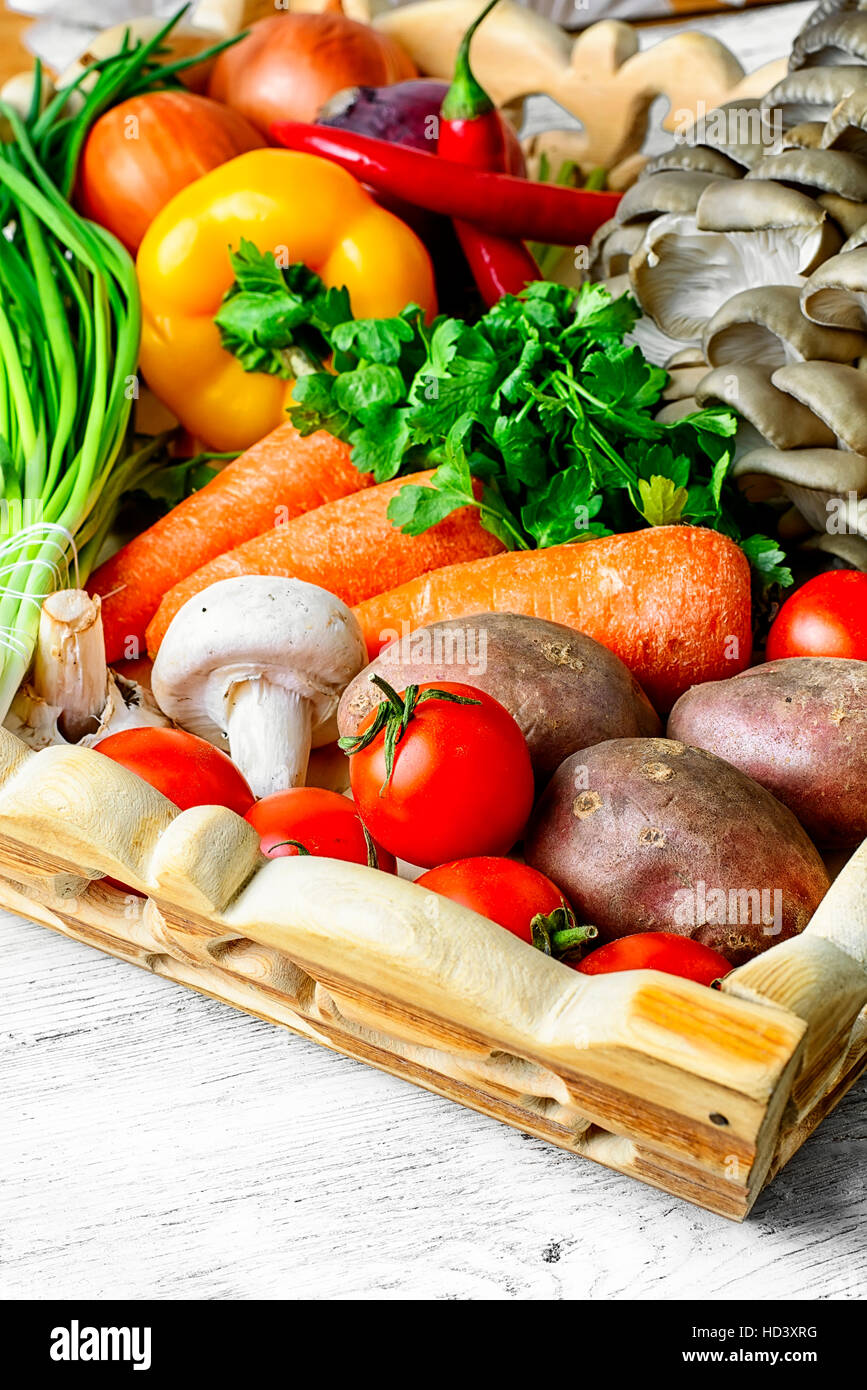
left=592, top=0, right=867, bottom=569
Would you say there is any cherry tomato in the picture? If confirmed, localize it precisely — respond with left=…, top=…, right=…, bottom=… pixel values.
left=94, top=727, right=254, bottom=815
left=766, top=570, right=867, bottom=661
left=416, top=857, right=571, bottom=943
left=576, top=931, right=730, bottom=987
left=345, top=681, right=534, bottom=868
left=245, top=788, right=396, bottom=872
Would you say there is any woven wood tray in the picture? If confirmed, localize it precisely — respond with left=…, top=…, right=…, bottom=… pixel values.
left=1, top=725, right=864, bottom=1221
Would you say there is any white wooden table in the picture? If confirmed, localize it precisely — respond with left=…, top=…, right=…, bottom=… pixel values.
left=2, top=0, right=865, bottom=1301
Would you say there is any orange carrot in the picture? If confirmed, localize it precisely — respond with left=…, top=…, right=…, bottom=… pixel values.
left=351, top=526, right=753, bottom=712
left=146, top=472, right=504, bottom=657
left=88, top=424, right=370, bottom=662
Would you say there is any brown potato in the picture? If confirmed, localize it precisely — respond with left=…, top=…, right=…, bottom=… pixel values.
left=668, top=658, right=867, bottom=848
left=525, top=737, right=829, bottom=965
left=337, top=612, right=661, bottom=781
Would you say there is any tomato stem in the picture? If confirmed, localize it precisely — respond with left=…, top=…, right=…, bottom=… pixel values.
left=338, top=674, right=481, bottom=793
left=270, top=839, right=310, bottom=856
left=360, top=822, right=380, bottom=870
left=531, top=908, right=597, bottom=961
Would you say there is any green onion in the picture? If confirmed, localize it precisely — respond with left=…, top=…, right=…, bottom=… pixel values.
left=0, top=7, right=239, bottom=718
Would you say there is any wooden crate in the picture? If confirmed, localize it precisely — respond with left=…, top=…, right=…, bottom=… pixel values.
left=0, top=725, right=864, bottom=1221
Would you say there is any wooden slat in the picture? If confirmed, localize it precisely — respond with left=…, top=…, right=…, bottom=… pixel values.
left=0, top=726, right=827, bottom=1220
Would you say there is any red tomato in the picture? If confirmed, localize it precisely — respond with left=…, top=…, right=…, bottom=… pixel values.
left=766, top=570, right=867, bottom=661
left=95, top=728, right=254, bottom=816
left=416, top=857, right=570, bottom=944
left=245, top=788, right=396, bottom=872
left=76, top=91, right=264, bottom=252
left=576, top=932, right=730, bottom=987
left=347, top=682, right=534, bottom=868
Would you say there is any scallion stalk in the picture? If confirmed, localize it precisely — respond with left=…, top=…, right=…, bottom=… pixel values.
left=0, top=8, right=242, bottom=720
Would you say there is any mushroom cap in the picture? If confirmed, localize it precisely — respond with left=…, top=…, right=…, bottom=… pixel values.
left=801, top=245, right=867, bottom=327
left=151, top=575, right=367, bottom=749
left=843, top=221, right=867, bottom=248
left=589, top=220, right=645, bottom=279
left=641, top=145, right=743, bottom=180
left=697, top=178, right=833, bottom=237
left=816, top=190, right=867, bottom=236
left=795, top=1, right=867, bottom=45
left=629, top=185, right=840, bottom=343
left=703, top=283, right=867, bottom=367
left=790, top=12, right=867, bottom=70
left=684, top=97, right=771, bottom=167
left=781, top=121, right=829, bottom=149
left=822, top=87, right=867, bottom=154
left=662, top=364, right=709, bottom=402
left=694, top=362, right=836, bottom=449
left=615, top=170, right=717, bottom=226
left=654, top=397, right=700, bottom=424
left=746, top=147, right=867, bottom=201
left=802, top=529, right=867, bottom=569
left=665, top=345, right=709, bottom=369
left=602, top=272, right=632, bottom=301
left=732, top=446, right=867, bottom=533
left=762, top=66, right=867, bottom=124
left=771, top=359, right=867, bottom=451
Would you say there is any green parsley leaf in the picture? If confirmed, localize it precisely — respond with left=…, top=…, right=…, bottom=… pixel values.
left=637, top=475, right=689, bottom=526
left=216, top=242, right=346, bottom=378
left=348, top=406, right=414, bottom=483
left=740, top=534, right=793, bottom=588
left=331, top=315, right=416, bottom=365
left=521, top=467, right=605, bottom=547
left=279, top=276, right=786, bottom=584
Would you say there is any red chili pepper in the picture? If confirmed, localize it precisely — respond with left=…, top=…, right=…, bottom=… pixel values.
left=439, top=0, right=510, bottom=169
left=270, top=121, right=621, bottom=245
left=438, top=0, right=539, bottom=305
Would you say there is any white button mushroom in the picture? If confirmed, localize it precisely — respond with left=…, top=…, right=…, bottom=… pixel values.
left=151, top=576, right=367, bottom=798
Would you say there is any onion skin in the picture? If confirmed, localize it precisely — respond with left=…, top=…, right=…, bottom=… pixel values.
left=77, top=91, right=264, bottom=253
left=319, top=79, right=450, bottom=149
left=208, top=12, right=417, bottom=135
left=319, top=79, right=525, bottom=175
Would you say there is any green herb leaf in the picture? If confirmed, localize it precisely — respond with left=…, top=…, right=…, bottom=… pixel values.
left=331, top=314, right=416, bottom=365
left=349, top=406, right=414, bottom=482
left=740, top=534, right=793, bottom=588
left=282, top=277, right=785, bottom=583
left=637, top=475, right=689, bottom=526
left=216, top=241, right=347, bottom=377
left=521, top=466, right=604, bottom=547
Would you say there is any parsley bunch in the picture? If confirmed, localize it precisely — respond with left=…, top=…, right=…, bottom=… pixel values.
left=218, top=248, right=790, bottom=585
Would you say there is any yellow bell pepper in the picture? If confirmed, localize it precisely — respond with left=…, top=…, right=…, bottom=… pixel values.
left=136, top=149, right=437, bottom=452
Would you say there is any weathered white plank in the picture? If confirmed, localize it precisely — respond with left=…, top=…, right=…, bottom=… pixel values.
left=1, top=909, right=863, bottom=1299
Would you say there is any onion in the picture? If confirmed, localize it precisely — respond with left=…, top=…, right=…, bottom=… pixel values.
left=207, top=4, right=417, bottom=136
left=76, top=91, right=264, bottom=253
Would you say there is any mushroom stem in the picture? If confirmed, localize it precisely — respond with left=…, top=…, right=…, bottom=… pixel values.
left=225, top=678, right=312, bottom=797
left=32, top=590, right=109, bottom=743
